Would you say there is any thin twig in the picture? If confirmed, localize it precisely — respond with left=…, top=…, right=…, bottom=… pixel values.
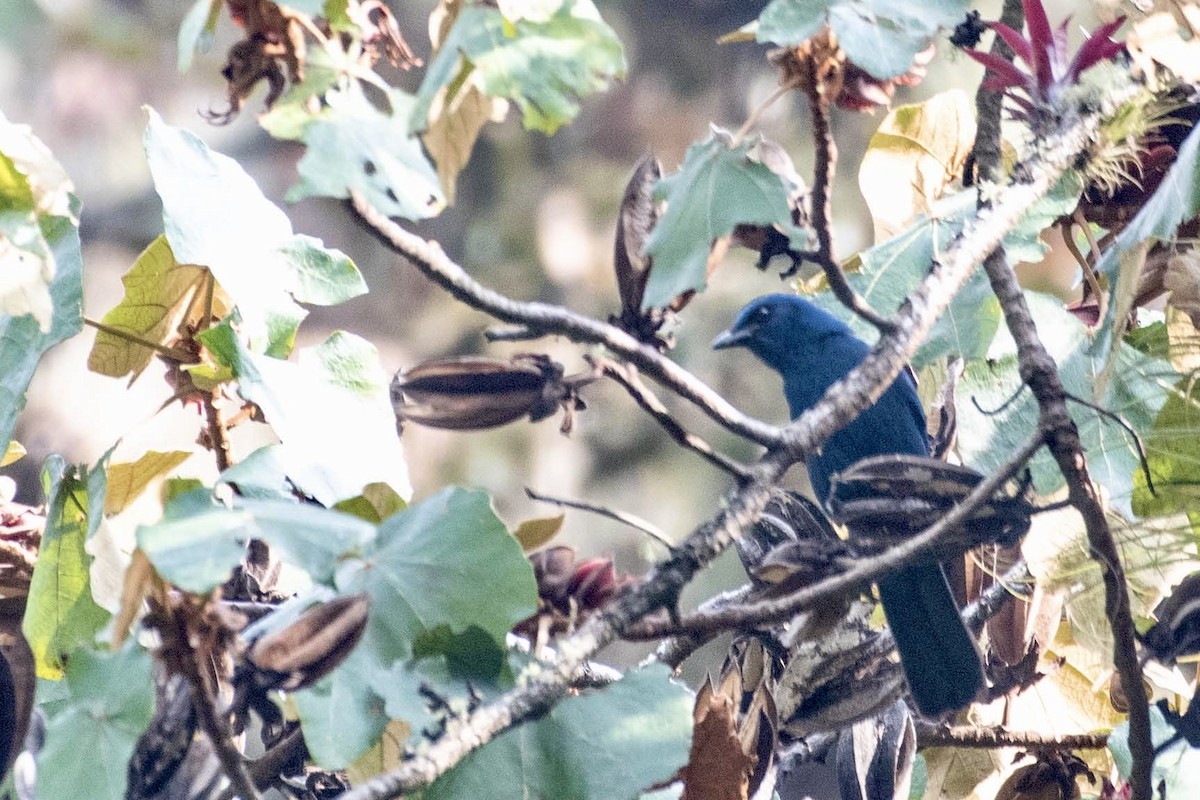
left=914, top=721, right=1110, bottom=751
left=796, top=56, right=894, bottom=333
left=164, top=603, right=263, bottom=800
left=85, top=318, right=196, bottom=363
left=589, top=356, right=752, bottom=480
left=1062, top=391, right=1155, bottom=494
left=732, top=76, right=802, bottom=146
left=524, top=486, right=673, bottom=551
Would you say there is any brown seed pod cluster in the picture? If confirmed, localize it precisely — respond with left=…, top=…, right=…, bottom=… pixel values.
left=514, top=546, right=636, bottom=638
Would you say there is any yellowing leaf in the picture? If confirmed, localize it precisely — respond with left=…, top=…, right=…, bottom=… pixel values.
left=346, top=719, right=410, bottom=784
left=423, top=84, right=509, bottom=204
left=87, top=236, right=231, bottom=381
left=859, top=90, right=976, bottom=241
left=2, top=439, right=26, bottom=466
left=513, top=512, right=564, bottom=551
left=105, top=450, right=192, bottom=515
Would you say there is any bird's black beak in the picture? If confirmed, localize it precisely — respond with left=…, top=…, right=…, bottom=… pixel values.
left=712, top=326, right=752, bottom=350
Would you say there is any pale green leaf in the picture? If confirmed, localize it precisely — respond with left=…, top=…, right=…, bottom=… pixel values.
left=411, top=1, right=624, bottom=136
left=643, top=130, right=803, bottom=309
left=199, top=320, right=411, bottom=506
left=143, top=109, right=366, bottom=355
left=288, top=87, right=445, bottom=222
left=36, top=645, right=154, bottom=800
left=757, top=0, right=969, bottom=79
left=427, top=665, right=693, bottom=800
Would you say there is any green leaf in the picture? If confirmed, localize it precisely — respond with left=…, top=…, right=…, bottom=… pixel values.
left=200, top=321, right=411, bottom=505
left=36, top=645, right=154, bottom=800
left=643, top=130, right=803, bottom=309
left=258, top=43, right=344, bottom=141
left=336, top=487, right=537, bottom=660
left=427, top=664, right=693, bottom=800
left=143, top=108, right=367, bottom=355
left=757, top=0, right=969, bottom=79
left=217, top=444, right=293, bottom=500
left=813, top=174, right=1083, bottom=366
left=411, top=1, right=625, bottom=136
left=137, top=490, right=377, bottom=591
left=1093, top=123, right=1200, bottom=374
left=954, top=293, right=1176, bottom=514
left=177, top=0, right=221, bottom=72
left=293, top=642, right=391, bottom=769
left=105, top=449, right=191, bottom=515
left=288, top=86, right=445, bottom=222
left=1133, top=377, right=1200, bottom=518
left=23, top=458, right=111, bottom=680
left=1110, top=703, right=1200, bottom=798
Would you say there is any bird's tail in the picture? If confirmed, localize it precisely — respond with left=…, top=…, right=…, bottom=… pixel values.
left=877, top=564, right=985, bottom=718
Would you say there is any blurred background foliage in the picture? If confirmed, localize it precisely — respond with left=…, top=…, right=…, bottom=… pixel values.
left=0, top=0, right=1071, bottom=669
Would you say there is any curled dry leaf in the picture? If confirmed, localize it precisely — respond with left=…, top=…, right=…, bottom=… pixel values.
left=209, top=0, right=307, bottom=123
left=679, top=675, right=759, bottom=800
left=391, top=354, right=587, bottom=433
left=612, top=154, right=665, bottom=344
left=245, top=593, right=370, bottom=692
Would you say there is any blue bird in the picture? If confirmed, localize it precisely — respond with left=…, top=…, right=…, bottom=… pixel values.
left=713, top=293, right=984, bottom=717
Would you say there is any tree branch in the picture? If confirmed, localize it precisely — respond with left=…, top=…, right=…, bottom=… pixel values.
left=348, top=192, right=784, bottom=448
left=914, top=721, right=1110, bottom=751
left=968, top=1, right=1152, bottom=793
left=797, top=56, right=894, bottom=333
left=337, top=87, right=1135, bottom=800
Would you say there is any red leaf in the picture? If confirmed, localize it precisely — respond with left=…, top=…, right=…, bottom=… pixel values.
left=1022, top=0, right=1056, bottom=91
left=1067, top=17, right=1127, bottom=82
left=989, top=22, right=1034, bottom=65
left=965, top=48, right=1034, bottom=91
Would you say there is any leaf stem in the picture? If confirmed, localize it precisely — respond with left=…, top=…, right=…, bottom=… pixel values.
left=84, top=318, right=196, bottom=363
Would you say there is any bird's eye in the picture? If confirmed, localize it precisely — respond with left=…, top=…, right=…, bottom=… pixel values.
left=754, top=306, right=772, bottom=322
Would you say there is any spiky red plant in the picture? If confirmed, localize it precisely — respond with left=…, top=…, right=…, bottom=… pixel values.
left=964, top=0, right=1125, bottom=113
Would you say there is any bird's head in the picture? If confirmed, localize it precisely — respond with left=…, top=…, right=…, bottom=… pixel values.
left=712, top=294, right=851, bottom=372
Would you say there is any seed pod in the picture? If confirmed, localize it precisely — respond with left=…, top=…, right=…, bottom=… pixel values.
left=613, top=154, right=663, bottom=334
left=828, top=454, right=1033, bottom=547
left=392, top=354, right=580, bottom=431
left=1142, top=571, right=1200, bottom=664
left=775, top=602, right=906, bottom=737
left=246, top=594, right=369, bottom=691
